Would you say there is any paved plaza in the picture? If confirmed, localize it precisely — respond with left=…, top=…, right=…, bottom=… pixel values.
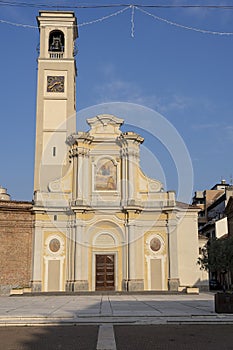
left=0, top=293, right=233, bottom=349
left=0, top=292, right=232, bottom=325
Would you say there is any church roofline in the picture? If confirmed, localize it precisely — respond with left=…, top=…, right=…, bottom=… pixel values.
left=66, top=132, right=93, bottom=146
left=176, top=201, right=201, bottom=210
left=0, top=200, right=33, bottom=211
left=121, top=132, right=144, bottom=144
left=39, top=11, right=76, bottom=16
left=87, top=114, right=124, bottom=127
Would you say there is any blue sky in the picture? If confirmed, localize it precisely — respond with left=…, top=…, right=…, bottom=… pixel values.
left=1, top=0, right=233, bottom=201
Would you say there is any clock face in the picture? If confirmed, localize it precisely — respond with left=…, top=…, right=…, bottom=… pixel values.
left=47, top=76, right=64, bottom=92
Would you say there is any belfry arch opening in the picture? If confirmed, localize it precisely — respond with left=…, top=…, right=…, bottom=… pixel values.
left=49, top=30, right=65, bottom=56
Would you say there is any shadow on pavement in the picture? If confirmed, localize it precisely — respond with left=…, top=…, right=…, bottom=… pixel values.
left=0, top=325, right=98, bottom=350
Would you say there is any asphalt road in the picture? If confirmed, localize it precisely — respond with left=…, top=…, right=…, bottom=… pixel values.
left=115, top=324, right=233, bottom=350
left=0, top=325, right=98, bottom=350
left=1, top=324, right=233, bottom=350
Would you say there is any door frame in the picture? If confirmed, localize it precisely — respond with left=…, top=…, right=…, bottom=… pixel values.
left=92, top=251, right=118, bottom=291
left=146, top=255, right=166, bottom=291
left=44, top=256, right=65, bottom=292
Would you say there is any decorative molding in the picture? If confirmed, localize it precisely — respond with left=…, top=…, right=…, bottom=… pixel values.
left=146, top=233, right=165, bottom=256
left=87, top=114, right=124, bottom=128
left=44, top=234, right=65, bottom=257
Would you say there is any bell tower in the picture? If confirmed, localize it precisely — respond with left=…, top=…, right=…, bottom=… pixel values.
left=34, top=11, right=78, bottom=193
left=32, top=12, right=78, bottom=293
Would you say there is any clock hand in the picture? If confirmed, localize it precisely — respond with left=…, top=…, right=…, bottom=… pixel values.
left=48, top=81, right=60, bottom=89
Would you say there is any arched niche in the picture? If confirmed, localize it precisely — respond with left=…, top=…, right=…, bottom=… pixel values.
left=94, top=233, right=116, bottom=247
left=49, top=30, right=65, bottom=52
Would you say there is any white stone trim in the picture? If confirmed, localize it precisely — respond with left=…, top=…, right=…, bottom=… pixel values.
left=146, top=234, right=165, bottom=255
left=32, top=226, right=43, bottom=282
left=44, top=256, right=65, bottom=292
left=146, top=254, right=166, bottom=291
left=45, top=234, right=65, bottom=257
left=145, top=234, right=166, bottom=290
left=43, top=234, right=65, bottom=291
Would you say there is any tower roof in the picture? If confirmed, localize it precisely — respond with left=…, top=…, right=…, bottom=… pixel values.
left=37, top=10, right=78, bottom=38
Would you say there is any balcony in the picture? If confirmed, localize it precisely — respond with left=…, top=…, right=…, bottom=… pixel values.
left=49, top=51, right=63, bottom=59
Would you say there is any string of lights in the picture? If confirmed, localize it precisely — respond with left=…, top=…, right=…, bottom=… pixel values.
left=0, top=1, right=233, bottom=9
left=130, top=5, right=135, bottom=38
left=0, top=6, right=130, bottom=29
left=0, top=4, right=233, bottom=37
left=136, top=6, right=233, bottom=36
left=0, top=18, right=37, bottom=28
left=79, top=6, right=129, bottom=27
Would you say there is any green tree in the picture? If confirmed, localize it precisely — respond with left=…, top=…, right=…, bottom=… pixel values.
left=198, top=236, right=233, bottom=289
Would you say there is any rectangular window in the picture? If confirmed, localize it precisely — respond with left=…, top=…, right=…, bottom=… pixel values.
left=53, top=147, right=56, bottom=157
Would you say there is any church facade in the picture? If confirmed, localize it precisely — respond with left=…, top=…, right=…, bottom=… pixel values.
left=30, top=11, right=207, bottom=293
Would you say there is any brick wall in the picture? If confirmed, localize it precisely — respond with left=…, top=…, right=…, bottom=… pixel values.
left=0, top=200, right=33, bottom=294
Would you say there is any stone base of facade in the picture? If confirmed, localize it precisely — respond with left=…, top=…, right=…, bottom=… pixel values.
left=0, top=285, right=12, bottom=295
left=127, top=279, right=144, bottom=291
left=122, top=279, right=128, bottom=291
left=73, top=280, right=89, bottom=292
left=168, top=278, right=180, bottom=291
left=31, top=281, right=42, bottom=292
left=66, top=280, right=89, bottom=292
left=65, top=281, right=74, bottom=292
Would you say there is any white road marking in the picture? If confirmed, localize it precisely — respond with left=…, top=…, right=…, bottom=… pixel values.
left=96, top=324, right=117, bottom=350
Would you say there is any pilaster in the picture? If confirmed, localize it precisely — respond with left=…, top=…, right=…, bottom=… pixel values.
left=166, top=214, right=180, bottom=291
left=31, top=223, right=43, bottom=292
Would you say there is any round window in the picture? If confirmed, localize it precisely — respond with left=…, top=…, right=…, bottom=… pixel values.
left=49, top=238, right=61, bottom=253
left=150, top=237, right=161, bottom=252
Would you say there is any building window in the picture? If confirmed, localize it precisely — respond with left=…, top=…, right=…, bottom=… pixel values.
left=53, top=147, right=56, bottom=157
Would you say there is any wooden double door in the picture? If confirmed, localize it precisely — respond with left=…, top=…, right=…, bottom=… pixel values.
left=96, top=254, right=115, bottom=291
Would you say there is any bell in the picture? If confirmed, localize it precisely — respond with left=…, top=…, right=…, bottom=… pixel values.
left=50, top=36, right=62, bottom=51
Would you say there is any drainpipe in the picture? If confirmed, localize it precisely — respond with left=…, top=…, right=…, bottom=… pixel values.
left=125, top=210, right=129, bottom=291
left=166, top=212, right=171, bottom=286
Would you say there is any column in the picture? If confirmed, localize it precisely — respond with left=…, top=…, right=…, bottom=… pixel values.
left=65, top=218, right=75, bottom=291
left=127, top=221, right=144, bottom=291
left=121, top=148, right=127, bottom=206
left=167, top=215, right=180, bottom=291
left=77, top=147, right=84, bottom=201
left=72, top=151, right=77, bottom=202
left=127, top=150, right=134, bottom=201
left=73, top=219, right=89, bottom=291
left=83, top=149, right=89, bottom=204
left=31, top=223, right=43, bottom=292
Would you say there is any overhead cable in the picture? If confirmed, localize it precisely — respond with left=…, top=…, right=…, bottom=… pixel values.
left=0, top=1, right=233, bottom=10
